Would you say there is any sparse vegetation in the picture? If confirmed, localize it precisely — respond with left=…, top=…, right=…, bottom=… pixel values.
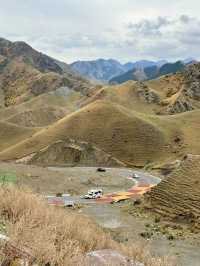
left=0, top=171, right=16, bottom=184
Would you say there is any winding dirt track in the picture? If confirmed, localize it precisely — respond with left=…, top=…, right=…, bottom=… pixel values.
left=47, top=167, right=161, bottom=206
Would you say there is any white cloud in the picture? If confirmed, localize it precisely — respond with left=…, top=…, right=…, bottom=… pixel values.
left=0, top=0, right=200, bottom=62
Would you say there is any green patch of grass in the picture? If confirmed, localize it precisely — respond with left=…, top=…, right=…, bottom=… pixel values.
left=0, top=172, right=17, bottom=184
left=0, top=220, right=6, bottom=234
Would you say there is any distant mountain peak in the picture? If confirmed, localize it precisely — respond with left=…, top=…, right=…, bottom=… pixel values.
left=110, top=61, right=185, bottom=84
left=70, top=59, right=169, bottom=82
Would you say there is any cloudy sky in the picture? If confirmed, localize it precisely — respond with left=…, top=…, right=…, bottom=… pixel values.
left=0, top=0, right=200, bottom=63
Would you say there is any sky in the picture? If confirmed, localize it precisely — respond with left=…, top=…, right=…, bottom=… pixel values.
left=0, top=0, right=200, bottom=63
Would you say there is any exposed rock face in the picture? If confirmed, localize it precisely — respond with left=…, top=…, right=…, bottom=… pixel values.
left=164, top=63, right=200, bottom=113
left=25, top=139, right=125, bottom=167
left=146, top=154, right=200, bottom=231
left=156, top=63, right=200, bottom=114
left=184, top=63, right=200, bottom=100
left=136, top=83, right=160, bottom=104
left=85, top=250, right=144, bottom=266
left=166, top=94, right=194, bottom=114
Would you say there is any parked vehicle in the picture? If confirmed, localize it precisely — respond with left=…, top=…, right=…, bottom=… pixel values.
left=83, top=189, right=103, bottom=199
left=132, top=173, right=140, bottom=179
left=97, top=167, right=106, bottom=172
left=64, top=200, right=75, bottom=208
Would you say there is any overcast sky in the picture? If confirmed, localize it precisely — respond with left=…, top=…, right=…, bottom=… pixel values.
left=0, top=0, right=200, bottom=63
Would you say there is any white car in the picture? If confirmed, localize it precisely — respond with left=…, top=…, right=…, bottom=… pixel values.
left=132, top=173, right=140, bottom=179
left=83, top=189, right=103, bottom=199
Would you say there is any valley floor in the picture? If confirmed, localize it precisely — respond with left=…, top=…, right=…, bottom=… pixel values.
left=0, top=161, right=199, bottom=265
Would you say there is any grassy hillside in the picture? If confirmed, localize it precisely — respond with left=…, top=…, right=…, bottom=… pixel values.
left=0, top=87, right=83, bottom=129
left=7, top=106, right=66, bottom=127
left=0, top=100, right=188, bottom=166
left=146, top=155, right=200, bottom=231
left=84, top=70, right=200, bottom=115
left=0, top=121, right=38, bottom=151
left=0, top=38, right=92, bottom=107
left=81, top=81, right=161, bottom=115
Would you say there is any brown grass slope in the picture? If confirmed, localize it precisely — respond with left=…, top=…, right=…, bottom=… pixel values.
left=80, top=81, right=161, bottom=115
left=27, top=139, right=125, bottom=167
left=146, top=155, right=200, bottom=231
left=82, top=65, right=200, bottom=115
left=80, top=74, right=185, bottom=115
left=0, top=100, right=185, bottom=166
left=0, top=88, right=82, bottom=123
left=0, top=121, right=38, bottom=151
left=0, top=58, right=66, bottom=106
left=7, top=106, right=66, bottom=127
left=0, top=38, right=93, bottom=107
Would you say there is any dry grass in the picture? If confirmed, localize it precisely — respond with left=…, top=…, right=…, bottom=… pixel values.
left=0, top=121, right=37, bottom=151
left=0, top=100, right=177, bottom=166
left=7, top=106, right=66, bottom=127
left=0, top=186, right=177, bottom=265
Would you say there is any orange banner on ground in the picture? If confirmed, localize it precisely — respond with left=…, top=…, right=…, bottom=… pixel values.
left=96, top=183, right=156, bottom=203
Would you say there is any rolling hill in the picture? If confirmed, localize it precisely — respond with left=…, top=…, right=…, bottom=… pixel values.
left=81, top=63, right=200, bottom=115
left=0, top=62, right=200, bottom=166
left=0, top=37, right=199, bottom=170
left=1, top=100, right=199, bottom=167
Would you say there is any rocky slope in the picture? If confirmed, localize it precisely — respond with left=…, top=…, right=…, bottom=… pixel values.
left=80, top=64, right=200, bottom=116
left=18, top=138, right=125, bottom=167
left=0, top=38, right=92, bottom=106
left=158, top=63, right=200, bottom=114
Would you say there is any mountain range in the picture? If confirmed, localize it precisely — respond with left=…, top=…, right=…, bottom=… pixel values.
left=70, top=58, right=196, bottom=83
left=110, top=61, right=186, bottom=84
left=0, top=37, right=200, bottom=166
left=70, top=59, right=168, bottom=82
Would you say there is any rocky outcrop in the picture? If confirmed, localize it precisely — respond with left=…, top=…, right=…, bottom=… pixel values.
left=22, top=139, right=125, bottom=167
left=183, top=64, right=200, bottom=100
left=166, top=94, right=194, bottom=114
left=136, top=82, right=160, bottom=104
